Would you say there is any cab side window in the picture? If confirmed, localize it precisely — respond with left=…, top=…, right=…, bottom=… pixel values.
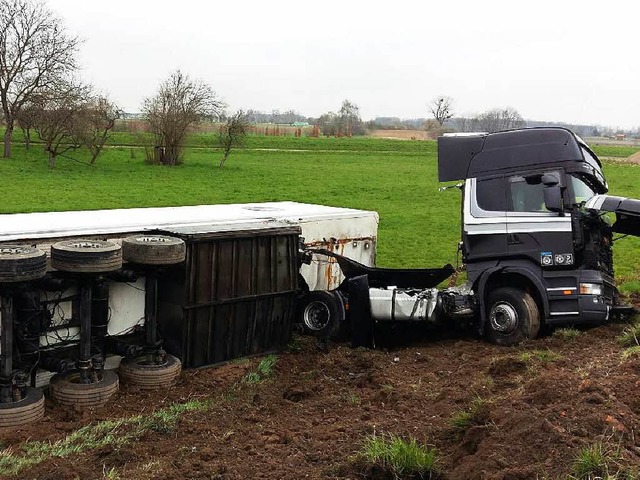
left=508, top=175, right=549, bottom=213
left=476, top=177, right=506, bottom=212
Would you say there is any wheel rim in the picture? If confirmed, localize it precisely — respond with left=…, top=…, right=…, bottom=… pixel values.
left=134, top=236, right=172, bottom=244
left=0, top=246, right=33, bottom=256
left=133, top=354, right=170, bottom=367
left=490, top=302, right=518, bottom=334
left=64, top=371, right=104, bottom=385
left=67, top=241, right=106, bottom=249
left=303, top=301, right=331, bottom=331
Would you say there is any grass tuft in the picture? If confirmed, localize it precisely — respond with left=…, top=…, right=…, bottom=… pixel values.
left=617, top=322, right=640, bottom=347
left=570, top=441, right=639, bottom=480
left=449, top=397, right=490, bottom=433
left=553, top=327, right=582, bottom=340
left=621, top=345, right=640, bottom=360
left=244, top=354, right=278, bottom=384
left=519, top=349, right=563, bottom=363
left=102, top=466, right=121, bottom=479
left=361, top=433, right=440, bottom=479
left=571, top=442, right=614, bottom=479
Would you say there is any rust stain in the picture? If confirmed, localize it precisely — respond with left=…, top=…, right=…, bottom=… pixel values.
left=305, top=236, right=376, bottom=290
left=305, top=236, right=375, bottom=248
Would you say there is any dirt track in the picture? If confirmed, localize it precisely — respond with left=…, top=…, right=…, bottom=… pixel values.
left=2, top=314, right=640, bottom=480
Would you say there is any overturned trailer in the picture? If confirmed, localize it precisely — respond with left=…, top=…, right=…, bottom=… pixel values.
left=0, top=202, right=378, bottom=426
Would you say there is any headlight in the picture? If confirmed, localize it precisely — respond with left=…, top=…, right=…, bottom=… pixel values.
left=579, top=283, right=602, bottom=295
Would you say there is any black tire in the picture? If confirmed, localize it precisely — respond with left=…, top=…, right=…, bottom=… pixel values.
left=49, top=370, right=118, bottom=409
left=51, top=240, right=122, bottom=273
left=486, top=287, right=540, bottom=346
left=0, top=245, right=47, bottom=283
left=122, top=235, right=186, bottom=265
left=297, top=291, right=345, bottom=337
left=119, top=354, right=182, bottom=389
left=0, top=387, right=45, bottom=427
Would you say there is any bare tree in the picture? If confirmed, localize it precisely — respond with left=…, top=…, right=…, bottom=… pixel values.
left=316, top=111, right=339, bottom=136
left=430, top=96, right=454, bottom=126
left=31, top=79, right=91, bottom=168
left=142, top=70, right=224, bottom=165
left=0, top=0, right=80, bottom=158
left=78, top=96, right=121, bottom=164
left=15, top=98, right=42, bottom=150
left=339, top=99, right=364, bottom=136
left=472, top=107, right=525, bottom=132
left=217, top=110, right=249, bottom=168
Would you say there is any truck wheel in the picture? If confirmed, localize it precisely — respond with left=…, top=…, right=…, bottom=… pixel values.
left=486, top=287, right=540, bottom=346
left=297, top=291, right=344, bottom=337
left=49, top=370, right=119, bottom=409
left=51, top=240, right=122, bottom=273
left=0, top=245, right=47, bottom=283
left=119, top=354, right=182, bottom=389
left=0, top=387, right=45, bottom=427
left=122, top=235, right=186, bottom=265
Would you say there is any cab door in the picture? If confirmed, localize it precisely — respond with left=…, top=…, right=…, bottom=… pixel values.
left=505, top=170, right=574, bottom=265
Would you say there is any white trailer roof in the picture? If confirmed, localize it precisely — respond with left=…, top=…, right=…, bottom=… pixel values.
left=0, top=202, right=379, bottom=242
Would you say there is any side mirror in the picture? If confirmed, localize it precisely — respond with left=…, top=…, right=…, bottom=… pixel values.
left=540, top=172, right=564, bottom=214
left=543, top=185, right=564, bottom=213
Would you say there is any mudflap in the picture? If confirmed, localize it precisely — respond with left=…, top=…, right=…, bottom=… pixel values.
left=348, top=275, right=375, bottom=348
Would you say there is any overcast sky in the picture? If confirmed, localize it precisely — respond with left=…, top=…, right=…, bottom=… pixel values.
left=48, top=0, right=639, bottom=129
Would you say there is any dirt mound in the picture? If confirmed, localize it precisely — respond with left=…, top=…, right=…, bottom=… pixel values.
left=626, top=150, right=640, bottom=163
left=2, top=320, right=640, bottom=479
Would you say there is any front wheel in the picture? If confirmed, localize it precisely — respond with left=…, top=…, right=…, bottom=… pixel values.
left=486, top=287, right=540, bottom=346
left=296, top=291, right=345, bottom=337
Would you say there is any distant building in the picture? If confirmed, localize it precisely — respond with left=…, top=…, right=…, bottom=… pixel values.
left=616, top=133, right=626, bottom=141
left=291, top=121, right=309, bottom=127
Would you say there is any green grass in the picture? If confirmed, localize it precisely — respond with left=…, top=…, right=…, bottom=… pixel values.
left=7, top=128, right=439, bottom=153
left=102, top=467, right=122, bottom=480
left=591, top=144, right=640, bottom=158
left=449, top=397, right=490, bottom=433
left=568, top=441, right=640, bottom=480
left=621, top=345, right=640, bottom=360
left=360, top=433, right=440, bottom=479
left=0, top=398, right=210, bottom=476
left=0, top=142, right=460, bottom=270
left=571, top=442, right=611, bottom=479
left=244, top=354, right=278, bottom=384
left=617, top=321, right=640, bottom=347
left=519, top=349, right=563, bottom=363
left=553, top=327, right=582, bottom=340
left=1, top=137, right=640, bottom=288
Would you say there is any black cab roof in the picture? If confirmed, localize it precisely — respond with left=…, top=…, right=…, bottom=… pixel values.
left=438, top=127, right=600, bottom=182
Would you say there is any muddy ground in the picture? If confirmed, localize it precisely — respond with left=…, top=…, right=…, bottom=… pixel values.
left=2, top=317, right=640, bottom=480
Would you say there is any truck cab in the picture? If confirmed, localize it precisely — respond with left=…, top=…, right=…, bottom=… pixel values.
left=439, top=127, right=639, bottom=344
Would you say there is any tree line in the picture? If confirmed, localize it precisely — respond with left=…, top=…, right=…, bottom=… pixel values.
left=0, top=0, right=254, bottom=168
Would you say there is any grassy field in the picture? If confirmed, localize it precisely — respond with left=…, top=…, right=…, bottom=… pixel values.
left=2, top=134, right=640, bottom=290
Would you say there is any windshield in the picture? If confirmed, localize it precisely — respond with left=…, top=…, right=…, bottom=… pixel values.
left=581, top=147, right=608, bottom=191
left=570, top=174, right=597, bottom=205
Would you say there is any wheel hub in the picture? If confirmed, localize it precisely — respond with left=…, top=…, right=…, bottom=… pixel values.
left=490, top=302, right=518, bottom=334
left=0, top=246, right=30, bottom=255
left=303, top=301, right=330, bottom=331
left=135, top=236, right=171, bottom=244
left=68, top=241, right=104, bottom=249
